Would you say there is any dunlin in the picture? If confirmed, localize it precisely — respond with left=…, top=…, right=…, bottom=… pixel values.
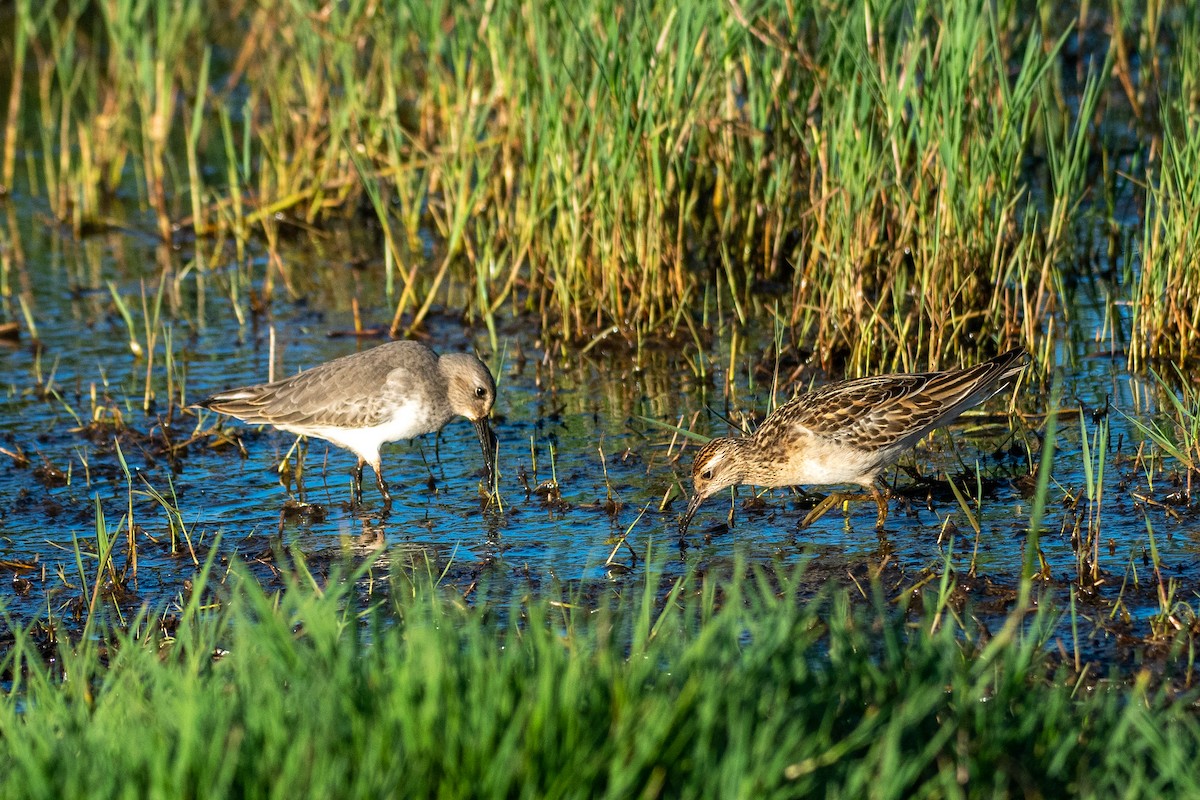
left=197, top=340, right=498, bottom=510
left=679, top=348, right=1029, bottom=536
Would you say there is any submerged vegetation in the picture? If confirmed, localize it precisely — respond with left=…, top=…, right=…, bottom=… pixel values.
left=0, top=0, right=1196, bottom=369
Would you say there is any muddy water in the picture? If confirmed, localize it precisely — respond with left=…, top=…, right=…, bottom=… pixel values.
left=0, top=199, right=1194, bottom=664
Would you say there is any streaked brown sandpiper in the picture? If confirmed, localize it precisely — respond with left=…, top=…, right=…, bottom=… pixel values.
left=679, top=348, right=1029, bottom=536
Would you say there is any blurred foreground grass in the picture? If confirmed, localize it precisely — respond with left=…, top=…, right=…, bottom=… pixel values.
left=3, top=551, right=1199, bottom=798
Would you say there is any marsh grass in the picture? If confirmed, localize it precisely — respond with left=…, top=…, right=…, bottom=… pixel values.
left=1074, top=411, right=1110, bottom=587
left=1122, top=365, right=1200, bottom=506
left=4, top=549, right=1200, bottom=797
left=1131, top=12, right=1200, bottom=369
left=7, top=0, right=1173, bottom=366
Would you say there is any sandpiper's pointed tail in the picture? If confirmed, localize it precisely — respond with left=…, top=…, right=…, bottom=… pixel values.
left=194, top=385, right=279, bottom=426
left=925, top=347, right=1030, bottom=411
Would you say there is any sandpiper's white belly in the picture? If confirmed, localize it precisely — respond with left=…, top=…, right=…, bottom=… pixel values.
left=277, top=399, right=434, bottom=464
left=788, top=443, right=892, bottom=488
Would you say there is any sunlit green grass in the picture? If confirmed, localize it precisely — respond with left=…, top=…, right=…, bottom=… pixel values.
left=3, top=550, right=1199, bottom=799
left=1130, top=11, right=1200, bottom=369
left=9, top=0, right=1183, bottom=366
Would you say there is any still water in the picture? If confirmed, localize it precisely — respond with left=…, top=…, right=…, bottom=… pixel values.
left=0, top=196, right=1193, bottom=664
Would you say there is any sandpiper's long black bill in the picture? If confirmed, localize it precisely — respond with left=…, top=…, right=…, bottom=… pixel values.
left=474, top=417, right=498, bottom=486
left=678, top=492, right=705, bottom=538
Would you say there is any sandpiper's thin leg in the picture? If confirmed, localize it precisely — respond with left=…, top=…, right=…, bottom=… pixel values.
left=353, top=460, right=366, bottom=503
left=871, top=481, right=890, bottom=529
left=375, top=469, right=393, bottom=512
left=296, top=438, right=307, bottom=503
left=800, top=492, right=851, bottom=528
left=801, top=489, right=890, bottom=529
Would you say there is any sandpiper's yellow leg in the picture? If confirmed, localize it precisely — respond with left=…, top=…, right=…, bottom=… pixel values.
left=799, top=492, right=847, bottom=528
left=799, top=484, right=891, bottom=529
left=871, top=482, right=890, bottom=529
left=800, top=492, right=871, bottom=527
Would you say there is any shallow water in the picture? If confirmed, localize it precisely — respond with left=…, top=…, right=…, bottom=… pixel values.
left=0, top=193, right=1195, bottom=666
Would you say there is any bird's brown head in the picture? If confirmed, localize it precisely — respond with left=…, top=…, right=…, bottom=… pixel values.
left=442, top=354, right=496, bottom=419
left=442, top=353, right=499, bottom=484
left=679, top=437, right=747, bottom=537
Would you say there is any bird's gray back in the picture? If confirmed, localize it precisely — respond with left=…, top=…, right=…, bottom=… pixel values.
left=203, top=341, right=450, bottom=432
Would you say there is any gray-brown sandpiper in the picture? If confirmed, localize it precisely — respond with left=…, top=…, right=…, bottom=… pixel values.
left=196, top=340, right=498, bottom=510
left=679, top=348, right=1029, bottom=536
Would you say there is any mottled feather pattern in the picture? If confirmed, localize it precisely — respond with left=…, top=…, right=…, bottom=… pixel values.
left=679, top=348, right=1030, bottom=535
left=756, top=349, right=1028, bottom=452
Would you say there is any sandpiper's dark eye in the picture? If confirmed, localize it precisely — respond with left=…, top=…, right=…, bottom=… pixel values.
left=475, top=386, right=487, bottom=398
left=701, top=470, right=712, bottom=481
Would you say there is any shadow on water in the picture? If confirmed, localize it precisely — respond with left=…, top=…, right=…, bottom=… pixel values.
left=0, top=199, right=1197, bottom=672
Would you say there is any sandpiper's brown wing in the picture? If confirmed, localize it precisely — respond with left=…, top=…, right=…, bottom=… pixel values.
left=761, top=349, right=1029, bottom=451
left=197, top=341, right=437, bottom=429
